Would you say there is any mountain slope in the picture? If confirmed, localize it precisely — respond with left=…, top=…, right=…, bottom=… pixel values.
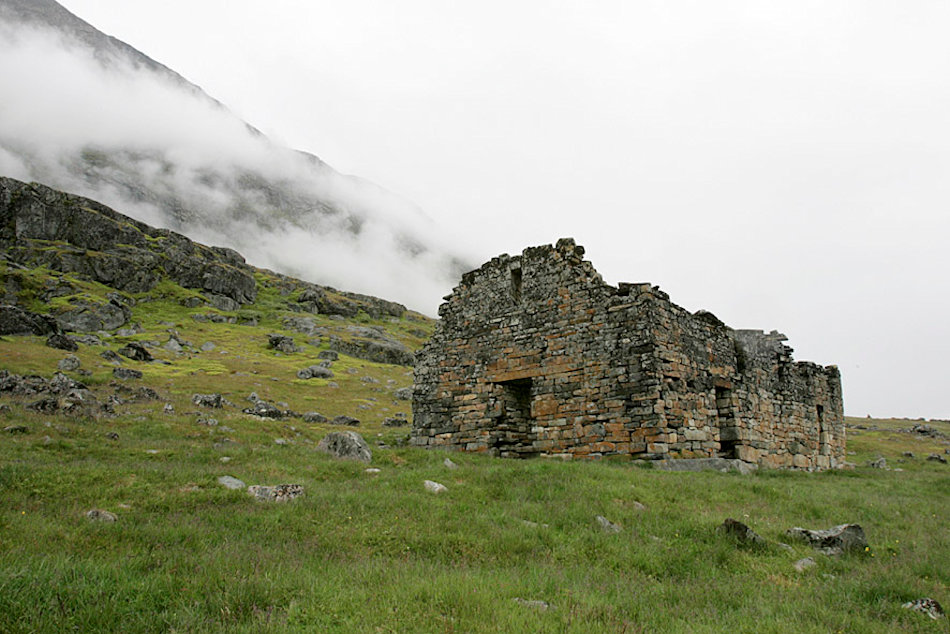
left=0, top=0, right=467, bottom=313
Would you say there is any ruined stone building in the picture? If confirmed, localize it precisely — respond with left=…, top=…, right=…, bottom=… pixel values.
left=411, top=239, right=845, bottom=469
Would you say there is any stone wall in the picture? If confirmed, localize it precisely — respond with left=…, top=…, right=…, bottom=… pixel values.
left=411, top=238, right=845, bottom=469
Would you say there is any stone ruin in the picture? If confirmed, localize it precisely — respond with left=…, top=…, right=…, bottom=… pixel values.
left=411, top=239, right=845, bottom=470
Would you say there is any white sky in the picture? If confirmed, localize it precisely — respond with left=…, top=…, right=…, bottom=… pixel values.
left=50, top=1, right=950, bottom=419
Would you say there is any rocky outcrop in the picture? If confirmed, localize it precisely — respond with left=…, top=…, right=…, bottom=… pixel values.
left=0, top=305, right=59, bottom=336
left=0, top=177, right=257, bottom=305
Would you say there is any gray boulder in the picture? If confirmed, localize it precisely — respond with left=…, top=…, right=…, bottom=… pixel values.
left=330, top=415, right=360, bottom=426
left=302, top=412, right=328, bottom=423
left=57, top=355, right=81, bottom=372
left=193, top=393, right=227, bottom=408
left=247, top=484, right=304, bottom=502
left=242, top=400, right=284, bottom=419
left=217, top=475, right=246, bottom=490
left=112, top=367, right=142, bottom=380
left=56, top=299, right=130, bottom=332
left=0, top=305, right=59, bottom=336
left=297, top=365, right=334, bottom=380
left=85, top=509, right=117, bottom=522
left=46, top=334, right=78, bottom=352
left=268, top=334, right=301, bottom=354
left=317, top=431, right=372, bottom=462
left=118, top=342, right=153, bottom=362
left=786, top=524, right=868, bottom=555
left=719, top=518, right=765, bottom=545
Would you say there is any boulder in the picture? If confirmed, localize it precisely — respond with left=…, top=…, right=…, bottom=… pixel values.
left=0, top=305, right=59, bottom=336
left=393, top=387, right=413, bottom=401
left=786, top=524, right=868, bottom=555
left=424, top=480, right=448, bottom=494
left=317, top=350, right=339, bottom=361
left=57, top=355, right=81, bottom=372
left=242, top=400, right=284, bottom=419
left=85, top=509, right=117, bottom=522
left=217, top=475, right=246, bottom=490
left=296, top=365, right=334, bottom=380
left=927, top=453, right=948, bottom=464
left=118, top=342, right=153, bottom=362
left=268, top=334, right=300, bottom=354
left=382, top=416, right=409, bottom=427
left=330, top=335, right=415, bottom=367
left=316, top=431, right=372, bottom=462
left=330, top=415, right=360, bottom=426
left=868, top=457, right=887, bottom=469
left=112, top=367, right=143, bottom=380
left=46, top=334, right=78, bottom=352
left=902, top=598, right=945, bottom=620
left=56, top=299, right=130, bottom=332
left=302, top=412, right=328, bottom=423
left=247, top=484, right=304, bottom=502
left=719, top=518, right=765, bottom=545
left=193, top=393, right=227, bottom=408
left=595, top=515, right=621, bottom=533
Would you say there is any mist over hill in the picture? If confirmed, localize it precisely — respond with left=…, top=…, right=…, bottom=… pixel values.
left=0, top=0, right=468, bottom=314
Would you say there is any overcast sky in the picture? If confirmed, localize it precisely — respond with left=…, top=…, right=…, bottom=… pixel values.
left=45, top=1, right=950, bottom=419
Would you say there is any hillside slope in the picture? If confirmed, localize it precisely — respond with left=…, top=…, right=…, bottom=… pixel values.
left=0, top=0, right=467, bottom=311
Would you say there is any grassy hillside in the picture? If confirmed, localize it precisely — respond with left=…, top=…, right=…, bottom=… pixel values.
left=1, top=265, right=948, bottom=632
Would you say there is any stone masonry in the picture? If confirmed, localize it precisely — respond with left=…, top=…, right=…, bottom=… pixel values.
left=411, top=239, right=845, bottom=469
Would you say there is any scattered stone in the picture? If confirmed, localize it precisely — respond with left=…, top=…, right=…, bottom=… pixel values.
left=719, top=518, right=765, bottom=545
left=361, top=376, right=380, bottom=385
left=392, top=387, right=413, bottom=401
left=217, top=475, right=247, bottom=490
left=219, top=456, right=231, bottom=463
left=443, top=457, right=458, bottom=470
left=100, top=349, right=123, bottom=364
left=793, top=557, right=817, bottom=572
left=283, top=316, right=318, bottom=334
left=4, top=424, right=28, bottom=434
left=317, top=431, right=372, bottom=462
left=242, top=400, right=284, bottom=419
left=927, top=453, right=948, bottom=464
left=365, top=468, right=381, bottom=474
left=330, top=334, right=415, bottom=367
left=117, top=342, right=153, bottom=362
left=163, top=338, right=184, bottom=353
left=112, top=367, right=142, bottom=380
left=786, top=524, right=868, bottom=556
left=106, top=431, right=119, bottom=441
left=513, top=598, right=553, bottom=611
left=595, top=515, right=621, bottom=533
left=69, top=333, right=102, bottom=346
left=200, top=341, right=216, bottom=352
left=296, top=365, right=334, bottom=380
left=247, top=484, right=304, bottom=502
left=424, top=480, right=448, bottom=494
left=317, top=350, right=339, bottom=361
left=85, top=509, right=118, bottom=522
left=902, top=451, right=915, bottom=458
left=302, top=412, right=328, bottom=423
left=193, top=393, right=227, bottom=408
left=631, top=501, right=647, bottom=512
left=57, top=355, right=81, bottom=372
left=0, top=404, right=10, bottom=414
left=522, top=520, right=550, bottom=529
left=867, top=457, right=887, bottom=469
left=26, top=398, right=59, bottom=413
left=901, top=598, right=946, bottom=620
left=46, top=333, right=78, bottom=352
left=382, top=416, right=409, bottom=427
left=268, top=334, right=301, bottom=354
left=274, top=438, right=291, bottom=446
left=330, top=415, right=360, bottom=426
left=163, top=403, right=174, bottom=414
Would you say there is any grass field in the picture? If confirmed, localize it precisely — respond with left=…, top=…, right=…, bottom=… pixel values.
left=0, top=267, right=947, bottom=632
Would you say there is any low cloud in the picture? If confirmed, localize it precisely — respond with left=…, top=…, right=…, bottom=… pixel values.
left=0, top=21, right=467, bottom=313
